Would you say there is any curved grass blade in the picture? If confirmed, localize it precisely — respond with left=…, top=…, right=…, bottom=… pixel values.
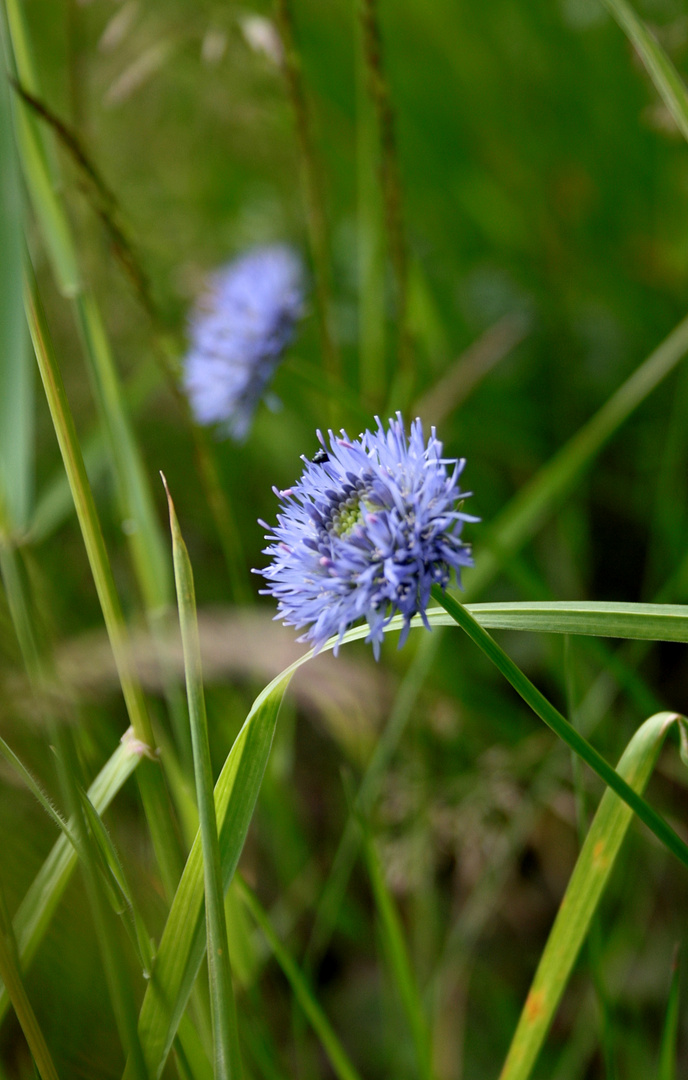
left=0, top=739, right=140, bottom=1025
left=236, top=876, right=363, bottom=1080
left=164, top=476, right=240, bottom=1080
left=498, top=711, right=682, bottom=1080
left=433, top=587, right=688, bottom=873
left=601, top=0, right=688, bottom=143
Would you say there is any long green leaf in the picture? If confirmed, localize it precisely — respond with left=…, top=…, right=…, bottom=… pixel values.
left=165, top=477, right=240, bottom=1080
left=130, top=669, right=290, bottom=1079
left=375, top=601, right=688, bottom=642
left=24, top=274, right=181, bottom=898
left=460, top=601, right=688, bottom=641
left=601, top=0, right=688, bottom=143
left=499, top=711, right=682, bottom=1080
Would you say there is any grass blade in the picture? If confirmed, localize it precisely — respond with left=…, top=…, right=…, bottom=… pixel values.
left=361, top=828, right=432, bottom=1080
left=601, top=0, right=688, bottom=143
left=433, top=587, right=688, bottom=873
left=460, top=601, right=688, bottom=641
left=0, top=47, right=31, bottom=537
left=0, top=733, right=76, bottom=849
left=25, top=273, right=182, bottom=898
left=465, top=312, right=688, bottom=599
left=78, top=787, right=154, bottom=978
left=360, top=601, right=688, bottom=643
left=499, top=711, right=682, bottom=1080
left=274, top=0, right=340, bottom=389
left=130, top=670, right=289, bottom=1079
left=164, top=476, right=241, bottom=1080
left=236, top=876, right=363, bottom=1080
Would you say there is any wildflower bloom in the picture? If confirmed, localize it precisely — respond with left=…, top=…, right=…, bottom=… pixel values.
left=257, top=414, right=477, bottom=657
left=183, top=244, right=304, bottom=440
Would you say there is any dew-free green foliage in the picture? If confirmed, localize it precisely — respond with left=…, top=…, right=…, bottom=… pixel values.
left=1, top=0, right=688, bottom=1078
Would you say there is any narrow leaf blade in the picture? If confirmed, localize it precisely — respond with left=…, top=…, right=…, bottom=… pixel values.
left=499, top=711, right=680, bottom=1080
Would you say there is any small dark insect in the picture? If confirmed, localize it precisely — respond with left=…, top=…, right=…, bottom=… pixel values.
left=311, top=449, right=330, bottom=465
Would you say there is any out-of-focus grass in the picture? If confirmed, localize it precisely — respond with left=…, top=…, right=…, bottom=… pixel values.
left=1, top=0, right=688, bottom=1078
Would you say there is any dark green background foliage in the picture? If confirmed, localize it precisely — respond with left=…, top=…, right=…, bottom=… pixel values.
left=1, top=0, right=688, bottom=1077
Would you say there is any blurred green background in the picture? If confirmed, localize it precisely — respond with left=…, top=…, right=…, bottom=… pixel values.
left=2, top=0, right=688, bottom=1077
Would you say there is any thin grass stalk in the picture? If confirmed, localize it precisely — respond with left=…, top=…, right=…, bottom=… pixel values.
left=24, top=273, right=182, bottom=899
left=600, top=0, right=688, bottom=142
left=359, top=0, right=412, bottom=398
left=657, top=947, right=680, bottom=1080
left=6, top=47, right=250, bottom=605
left=432, top=586, right=688, bottom=872
left=236, top=877, right=363, bottom=1080
left=465, top=311, right=688, bottom=600
left=355, top=12, right=386, bottom=408
left=305, top=629, right=439, bottom=967
left=361, top=829, right=433, bottom=1080
left=164, top=476, right=241, bottom=1080
left=273, top=0, right=340, bottom=389
left=190, top=424, right=251, bottom=606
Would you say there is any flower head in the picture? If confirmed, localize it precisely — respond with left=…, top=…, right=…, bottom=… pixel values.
left=256, top=414, right=477, bottom=658
left=183, top=244, right=304, bottom=441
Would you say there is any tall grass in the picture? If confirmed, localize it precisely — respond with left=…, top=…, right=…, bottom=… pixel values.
left=1, top=0, right=688, bottom=1078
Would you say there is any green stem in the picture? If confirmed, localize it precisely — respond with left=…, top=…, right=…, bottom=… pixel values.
left=359, top=0, right=412, bottom=397
left=165, top=478, right=241, bottom=1080
left=432, top=585, right=688, bottom=873
left=274, top=0, right=340, bottom=393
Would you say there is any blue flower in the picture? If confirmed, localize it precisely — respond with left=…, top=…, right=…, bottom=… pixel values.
left=256, top=414, right=477, bottom=658
left=183, top=244, right=305, bottom=440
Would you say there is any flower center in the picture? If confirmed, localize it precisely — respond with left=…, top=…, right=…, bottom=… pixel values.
left=330, top=494, right=365, bottom=538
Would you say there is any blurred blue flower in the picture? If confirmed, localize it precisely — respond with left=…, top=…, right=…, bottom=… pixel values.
left=256, top=414, right=477, bottom=657
left=183, top=244, right=304, bottom=440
